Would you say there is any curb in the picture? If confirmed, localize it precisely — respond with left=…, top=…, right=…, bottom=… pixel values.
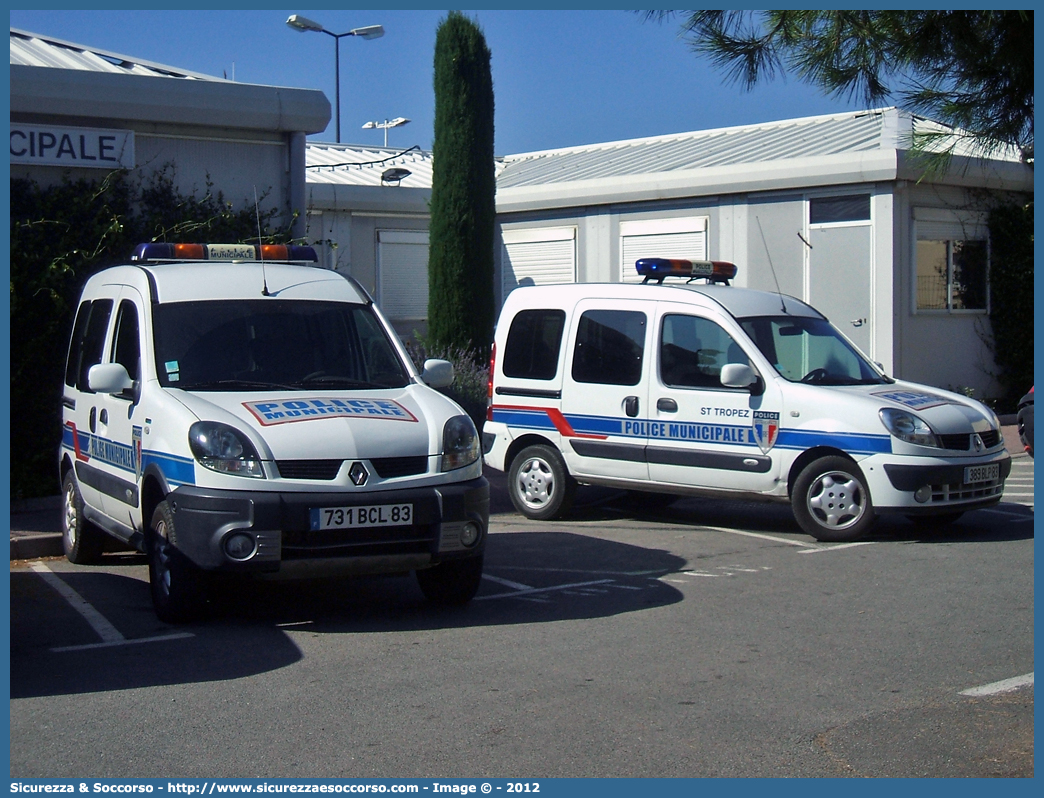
left=11, top=534, right=64, bottom=561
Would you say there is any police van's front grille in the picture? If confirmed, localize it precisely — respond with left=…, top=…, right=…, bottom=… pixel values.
left=371, top=456, right=428, bottom=479
left=277, top=460, right=343, bottom=480
left=931, top=479, right=1004, bottom=503
left=276, top=456, right=428, bottom=481
left=938, top=430, right=1002, bottom=451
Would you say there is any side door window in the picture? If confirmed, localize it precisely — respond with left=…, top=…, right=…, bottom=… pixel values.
left=571, top=309, right=646, bottom=386
left=110, top=299, right=141, bottom=401
left=502, top=309, right=566, bottom=381
left=67, top=299, right=114, bottom=392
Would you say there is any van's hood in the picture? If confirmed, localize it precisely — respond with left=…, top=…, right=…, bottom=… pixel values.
left=171, top=387, right=444, bottom=460
left=807, top=381, right=998, bottom=435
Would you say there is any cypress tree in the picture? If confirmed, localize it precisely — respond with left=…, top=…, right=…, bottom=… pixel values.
left=427, top=11, right=496, bottom=358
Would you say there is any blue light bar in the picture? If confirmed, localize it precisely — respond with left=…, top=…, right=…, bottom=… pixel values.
left=635, top=258, right=737, bottom=284
left=131, top=243, right=319, bottom=263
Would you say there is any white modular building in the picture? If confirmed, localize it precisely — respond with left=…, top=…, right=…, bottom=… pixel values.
left=9, top=27, right=1032, bottom=398
left=10, top=28, right=330, bottom=237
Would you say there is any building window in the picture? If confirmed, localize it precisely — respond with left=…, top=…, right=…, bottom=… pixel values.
left=809, top=194, right=871, bottom=224
left=916, top=238, right=988, bottom=311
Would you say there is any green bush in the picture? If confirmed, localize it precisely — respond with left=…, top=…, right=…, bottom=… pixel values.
left=9, top=167, right=288, bottom=499
left=405, top=336, right=490, bottom=433
left=987, top=201, right=1034, bottom=410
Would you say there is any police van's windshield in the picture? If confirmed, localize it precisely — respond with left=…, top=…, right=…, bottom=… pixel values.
left=152, top=300, right=410, bottom=391
left=738, top=316, right=890, bottom=386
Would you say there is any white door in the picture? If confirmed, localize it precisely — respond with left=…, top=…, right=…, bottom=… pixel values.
left=647, top=305, right=784, bottom=493
left=559, top=299, right=651, bottom=483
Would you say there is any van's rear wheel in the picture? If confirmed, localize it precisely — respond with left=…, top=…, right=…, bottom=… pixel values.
left=508, top=444, right=576, bottom=520
left=61, top=471, right=105, bottom=564
left=792, top=456, right=874, bottom=541
left=148, top=501, right=208, bottom=624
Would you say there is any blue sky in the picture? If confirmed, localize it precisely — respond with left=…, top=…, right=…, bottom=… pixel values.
left=10, top=8, right=868, bottom=155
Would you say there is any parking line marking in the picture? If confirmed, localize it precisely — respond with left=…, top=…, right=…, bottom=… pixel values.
left=51, top=633, right=195, bottom=653
left=797, top=542, right=876, bottom=554
left=982, top=508, right=1034, bottom=520
left=698, top=525, right=818, bottom=548
left=30, top=562, right=194, bottom=652
left=482, top=574, right=534, bottom=591
left=959, top=673, right=1034, bottom=697
left=476, top=578, right=614, bottom=601
left=31, top=562, right=124, bottom=644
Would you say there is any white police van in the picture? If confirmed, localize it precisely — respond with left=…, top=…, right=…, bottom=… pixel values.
left=483, top=258, right=1010, bottom=541
left=60, top=243, right=488, bottom=622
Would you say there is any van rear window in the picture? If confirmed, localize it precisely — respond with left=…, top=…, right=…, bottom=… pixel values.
left=502, top=309, right=566, bottom=381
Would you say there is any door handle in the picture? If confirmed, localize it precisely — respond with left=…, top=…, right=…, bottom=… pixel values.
left=657, top=398, right=678, bottom=413
left=624, top=396, right=639, bottom=418
left=99, top=408, right=108, bottom=426
left=89, top=406, right=97, bottom=433
left=850, top=318, right=866, bottom=327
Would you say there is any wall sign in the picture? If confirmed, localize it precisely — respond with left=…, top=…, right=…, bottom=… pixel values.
left=10, top=124, right=134, bottom=169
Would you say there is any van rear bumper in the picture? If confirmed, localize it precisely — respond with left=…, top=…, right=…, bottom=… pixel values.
left=165, top=477, right=489, bottom=571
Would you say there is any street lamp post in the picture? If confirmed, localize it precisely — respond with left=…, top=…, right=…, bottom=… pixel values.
left=286, top=15, right=384, bottom=143
left=362, top=117, right=411, bottom=147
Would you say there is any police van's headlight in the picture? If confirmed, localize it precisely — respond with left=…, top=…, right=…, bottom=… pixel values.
left=189, top=421, right=266, bottom=478
left=879, top=408, right=941, bottom=448
left=441, top=415, right=480, bottom=471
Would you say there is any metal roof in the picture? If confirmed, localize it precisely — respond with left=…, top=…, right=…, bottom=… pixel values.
left=306, top=142, right=435, bottom=189
left=495, top=107, right=1019, bottom=189
left=10, top=27, right=222, bottom=81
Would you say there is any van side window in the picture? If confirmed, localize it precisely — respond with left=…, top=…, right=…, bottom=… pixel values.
left=571, top=309, right=646, bottom=386
left=67, top=299, right=113, bottom=392
left=660, top=314, right=748, bottom=389
left=111, top=299, right=141, bottom=398
left=503, top=309, right=566, bottom=380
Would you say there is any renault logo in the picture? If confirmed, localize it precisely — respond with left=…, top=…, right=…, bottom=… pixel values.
left=973, top=434, right=984, bottom=452
left=348, top=462, right=369, bottom=486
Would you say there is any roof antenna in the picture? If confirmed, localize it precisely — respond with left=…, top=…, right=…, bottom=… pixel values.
left=254, top=187, right=270, bottom=296
left=755, top=215, right=787, bottom=314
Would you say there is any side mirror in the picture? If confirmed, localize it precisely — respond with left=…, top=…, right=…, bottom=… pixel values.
left=721, top=363, right=763, bottom=395
left=88, top=363, right=134, bottom=394
left=421, top=358, right=454, bottom=389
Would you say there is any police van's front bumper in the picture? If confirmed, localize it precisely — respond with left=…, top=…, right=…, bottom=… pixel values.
left=862, top=451, right=1011, bottom=515
left=164, top=477, right=489, bottom=573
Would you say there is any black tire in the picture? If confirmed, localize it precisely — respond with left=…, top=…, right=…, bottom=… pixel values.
left=148, top=500, right=208, bottom=624
left=792, top=456, right=875, bottom=542
left=508, top=444, right=576, bottom=520
left=416, top=555, right=484, bottom=606
left=907, top=512, right=964, bottom=527
left=61, top=471, right=106, bottom=565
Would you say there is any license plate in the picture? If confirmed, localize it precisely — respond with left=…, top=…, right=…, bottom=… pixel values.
left=310, top=503, right=413, bottom=531
left=964, top=463, right=1000, bottom=484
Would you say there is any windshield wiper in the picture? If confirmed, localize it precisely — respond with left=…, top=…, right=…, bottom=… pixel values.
left=295, top=375, right=388, bottom=389
left=179, top=379, right=297, bottom=391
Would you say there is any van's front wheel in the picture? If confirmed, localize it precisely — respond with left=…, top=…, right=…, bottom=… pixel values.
left=792, top=456, right=874, bottom=541
left=148, top=501, right=208, bottom=624
left=508, top=444, right=576, bottom=520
